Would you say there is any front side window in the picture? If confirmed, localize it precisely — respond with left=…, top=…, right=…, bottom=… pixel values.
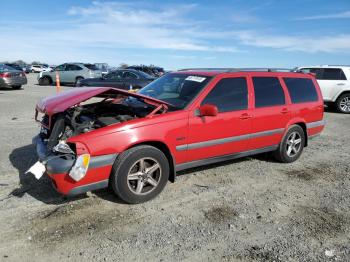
left=105, top=71, right=123, bottom=80
left=253, top=77, right=285, bottom=108
left=201, top=77, right=248, bottom=112
left=322, top=68, right=347, bottom=80
left=55, top=64, right=66, bottom=71
left=138, top=73, right=212, bottom=109
left=283, top=78, right=318, bottom=103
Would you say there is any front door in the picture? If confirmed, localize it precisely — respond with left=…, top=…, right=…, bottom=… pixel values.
left=186, top=76, right=252, bottom=162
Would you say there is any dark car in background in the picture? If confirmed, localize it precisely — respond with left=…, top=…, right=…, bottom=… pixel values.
left=5, top=63, right=24, bottom=72
left=76, top=69, right=155, bottom=90
left=0, top=64, right=27, bottom=89
left=127, top=65, right=164, bottom=77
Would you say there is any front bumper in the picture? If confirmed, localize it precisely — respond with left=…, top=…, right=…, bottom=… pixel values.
left=33, top=136, right=117, bottom=196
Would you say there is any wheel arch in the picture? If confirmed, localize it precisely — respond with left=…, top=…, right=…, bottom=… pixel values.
left=333, top=89, right=350, bottom=102
left=40, top=75, right=53, bottom=83
left=292, top=122, right=308, bottom=147
left=125, top=141, right=176, bottom=183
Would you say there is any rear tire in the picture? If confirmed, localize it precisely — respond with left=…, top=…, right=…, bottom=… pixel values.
left=335, top=93, right=350, bottom=114
left=75, top=77, right=84, bottom=87
left=273, top=125, right=305, bottom=163
left=11, top=85, right=22, bottom=90
left=111, top=145, right=169, bottom=204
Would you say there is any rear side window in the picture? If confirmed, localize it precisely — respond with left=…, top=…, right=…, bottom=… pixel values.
left=66, top=64, right=82, bottom=71
left=84, top=64, right=99, bottom=70
left=283, top=78, right=318, bottom=103
left=252, top=77, right=285, bottom=108
left=299, top=68, right=322, bottom=79
left=322, top=68, right=347, bottom=80
left=202, top=77, right=248, bottom=112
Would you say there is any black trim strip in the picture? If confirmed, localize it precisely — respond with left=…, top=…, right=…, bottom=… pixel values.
left=306, top=120, right=325, bottom=129
left=46, top=153, right=118, bottom=175
left=89, top=154, right=118, bottom=169
left=175, top=145, right=278, bottom=171
left=176, top=128, right=284, bottom=151
left=67, top=179, right=109, bottom=196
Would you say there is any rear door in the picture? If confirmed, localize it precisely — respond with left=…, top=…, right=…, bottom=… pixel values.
left=65, top=64, right=83, bottom=83
left=248, top=75, right=291, bottom=150
left=186, top=75, right=252, bottom=162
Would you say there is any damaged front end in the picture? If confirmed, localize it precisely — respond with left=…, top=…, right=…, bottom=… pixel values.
left=29, top=87, right=170, bottom=196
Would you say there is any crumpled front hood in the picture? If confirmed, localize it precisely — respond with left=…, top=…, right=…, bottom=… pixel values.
left=36, top=87, right=171, bottom=115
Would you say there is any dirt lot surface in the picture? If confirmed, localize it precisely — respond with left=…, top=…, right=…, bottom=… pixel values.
left=0, top=74, right=349, bottom=262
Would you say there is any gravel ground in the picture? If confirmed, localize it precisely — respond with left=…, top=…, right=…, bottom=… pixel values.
left=0, top=73, right=349, bottom=262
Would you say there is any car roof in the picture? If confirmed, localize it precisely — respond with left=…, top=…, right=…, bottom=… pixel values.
left=299, top=65, right=350, bottom=69
left=175, top=68, right=312, bottom=77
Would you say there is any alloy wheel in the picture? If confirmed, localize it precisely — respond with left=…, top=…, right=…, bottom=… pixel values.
left=286, top=131, right=302, bottom=157
left=339, top=96, right=350, bottom=112
left=127, top=157, right=162, bottom=195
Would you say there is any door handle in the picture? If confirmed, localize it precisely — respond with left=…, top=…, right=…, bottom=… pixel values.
left=281, top=108, right=289, bottom=114
left=239, top=113, right=252, bottom=120
left=337, top=83, right=345, bottom=86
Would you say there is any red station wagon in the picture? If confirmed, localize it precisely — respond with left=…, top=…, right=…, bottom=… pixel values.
left=30, top=68, right=325, bottom=203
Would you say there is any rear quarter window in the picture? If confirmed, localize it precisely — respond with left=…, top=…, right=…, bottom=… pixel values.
left=283, top=78, right=318, bottom=103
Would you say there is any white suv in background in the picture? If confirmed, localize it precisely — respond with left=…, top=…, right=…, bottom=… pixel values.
left=298, top=65, right=350, bottom=113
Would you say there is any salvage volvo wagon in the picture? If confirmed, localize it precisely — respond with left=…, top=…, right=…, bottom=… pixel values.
left=29, top=68, right=325, bottom=203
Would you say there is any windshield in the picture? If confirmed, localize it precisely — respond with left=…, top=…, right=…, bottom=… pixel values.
left=137, top=73, right=212, bottom=109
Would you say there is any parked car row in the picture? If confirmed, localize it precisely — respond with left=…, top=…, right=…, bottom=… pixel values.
left=38, top=63, right=103, bottom=86
left=30, top=68, right=325, bottom=203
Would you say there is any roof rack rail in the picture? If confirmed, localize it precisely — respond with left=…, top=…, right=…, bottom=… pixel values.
left=178, top=68, right=294, bottom=72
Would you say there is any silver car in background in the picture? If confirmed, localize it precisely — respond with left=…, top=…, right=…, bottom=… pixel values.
left=38, top=63, right=102, bottom=86
left=0, top=64, right=27, bottom=89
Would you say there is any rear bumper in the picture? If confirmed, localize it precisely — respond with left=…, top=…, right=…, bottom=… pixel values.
left=33, top=135, right=117, bottom=196
left=1, top=77, right=27, bottom=87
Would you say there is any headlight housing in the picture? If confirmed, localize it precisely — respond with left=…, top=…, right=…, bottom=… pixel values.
left=69, top=154, right=90, bottom=181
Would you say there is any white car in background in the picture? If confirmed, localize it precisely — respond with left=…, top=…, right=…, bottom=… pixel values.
left=298, top=65, right=350, bottom=113
left=30, top=64, right=48, bottom=73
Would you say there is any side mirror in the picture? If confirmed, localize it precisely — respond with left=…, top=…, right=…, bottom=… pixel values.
left=199, top=104, right=218, bottom=117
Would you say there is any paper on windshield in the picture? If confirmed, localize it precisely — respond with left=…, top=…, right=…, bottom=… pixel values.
left=185, top=76, right=206, bottom=82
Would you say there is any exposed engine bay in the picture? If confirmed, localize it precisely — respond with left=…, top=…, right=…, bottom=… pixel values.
left=39, top=98, right=158, bottom=150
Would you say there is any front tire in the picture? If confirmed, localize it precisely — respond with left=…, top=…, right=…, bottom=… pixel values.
left=274, top=125, right=305, bottom=163
left=39, top=76, right=52, bottom=86
left=11, top=85, right=22, bottom=90
left=111, top=145, right=169, bottom=204
left=335, top=93, right=350, bottom=114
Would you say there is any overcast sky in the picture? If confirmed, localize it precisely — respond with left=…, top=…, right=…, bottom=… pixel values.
left=1, top=0, right=350, bottom=69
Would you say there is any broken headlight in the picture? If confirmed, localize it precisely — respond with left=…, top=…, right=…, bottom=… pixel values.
left=53, top=141, right=75, bottom=154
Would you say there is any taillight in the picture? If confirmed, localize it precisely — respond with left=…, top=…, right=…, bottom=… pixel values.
left=21, top=72, right=25, bottom=77
left=0, top=72, right=10, bottom=78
